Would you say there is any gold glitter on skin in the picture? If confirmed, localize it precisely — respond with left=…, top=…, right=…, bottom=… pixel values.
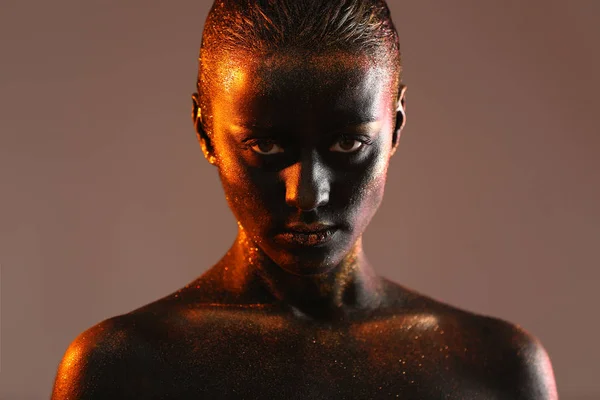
left=52, top=54, right=558, bottom=399
left=51, top=1, right=557, bottom=398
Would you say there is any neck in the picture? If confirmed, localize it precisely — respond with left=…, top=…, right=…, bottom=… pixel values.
left=215, top=227, right=384, bottom=321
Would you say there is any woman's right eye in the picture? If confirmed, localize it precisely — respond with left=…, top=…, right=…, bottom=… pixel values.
left=249, top=140, right=284, bottom=155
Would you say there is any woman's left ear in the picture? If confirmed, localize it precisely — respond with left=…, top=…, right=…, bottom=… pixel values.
left=391, top=84, right=407, bottom=157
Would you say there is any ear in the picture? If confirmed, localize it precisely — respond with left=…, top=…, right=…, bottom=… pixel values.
left=390, top=84, right=407, bottom=157
left=191, top=92, right=217, bottom=166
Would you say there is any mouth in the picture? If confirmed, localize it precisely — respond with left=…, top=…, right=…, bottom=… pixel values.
left=285, top=222, right=336, bottom=233
left=274, top=224, right=339, bottom=247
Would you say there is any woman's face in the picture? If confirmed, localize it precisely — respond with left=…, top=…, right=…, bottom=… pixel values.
left=203, top=53, right=402, bottom=276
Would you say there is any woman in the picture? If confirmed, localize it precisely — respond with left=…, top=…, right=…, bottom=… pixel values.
left=51, top=0, right=557, bottom=398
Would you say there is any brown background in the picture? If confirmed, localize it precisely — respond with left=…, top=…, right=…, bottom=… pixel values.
left=1, top=1, right=598, bottom=399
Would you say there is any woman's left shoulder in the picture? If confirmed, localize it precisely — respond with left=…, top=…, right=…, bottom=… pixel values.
left=382, top=282, right=559, bottom=399
left=460, top=312, right=559, bottom=399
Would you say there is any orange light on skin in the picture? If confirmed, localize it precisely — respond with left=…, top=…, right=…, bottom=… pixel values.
left=215, top=59, right=248, bottom=96
left=348, top=313, right=443, bottom=369
left=52, top=338, right=88, bottom=399
left=57, top=341, right=83, bottom=381
left=205, top=60, right=251, bottom=170
left=352, top=313, right=440, bottom=337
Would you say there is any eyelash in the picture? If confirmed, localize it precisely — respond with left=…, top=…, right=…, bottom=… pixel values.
left=244, top=135, right=373, bottom=155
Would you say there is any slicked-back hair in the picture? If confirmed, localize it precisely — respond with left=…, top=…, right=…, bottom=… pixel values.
left=197, top=0, right=402, bottom=130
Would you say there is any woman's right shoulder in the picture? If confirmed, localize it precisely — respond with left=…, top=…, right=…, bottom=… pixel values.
left=50, top=313, right=149, bottom=400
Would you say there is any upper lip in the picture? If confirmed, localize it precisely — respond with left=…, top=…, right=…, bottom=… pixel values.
left=285, top=222, right=336, bottom=233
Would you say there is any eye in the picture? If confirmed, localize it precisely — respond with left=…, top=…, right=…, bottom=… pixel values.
left=329, top=136, right=369, bottom=153
left=249, top=139, right=284, bottom=155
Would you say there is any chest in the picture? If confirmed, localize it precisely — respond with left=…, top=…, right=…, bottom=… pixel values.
left=128, top=321, right=501, bottom=399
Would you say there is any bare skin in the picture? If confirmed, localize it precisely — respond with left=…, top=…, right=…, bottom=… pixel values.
left=51, top=53, right=557, bottom=399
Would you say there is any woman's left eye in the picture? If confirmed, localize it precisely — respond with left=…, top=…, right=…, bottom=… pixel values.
left=329, top=137, right=367, bottom=153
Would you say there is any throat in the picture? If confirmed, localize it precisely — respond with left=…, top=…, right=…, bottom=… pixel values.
left=220, top=229, right=384, bottom=321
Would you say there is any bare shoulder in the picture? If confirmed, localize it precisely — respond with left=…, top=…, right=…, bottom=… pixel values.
left=50, top=294, right=233, bottom=400
left=479, top=315, right=557, bottom=399
left=381, top=278, right=558, bottom=399
left=453, top=307, right=558, bottom=399
left=50, top=313, right=150, bottom=400
left=464, top=314, right=558, bottom=399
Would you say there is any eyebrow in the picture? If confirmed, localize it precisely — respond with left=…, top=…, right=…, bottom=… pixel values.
left=233, top=118, right=381, bottom=133
left=338, top=115, right=381, bottom=125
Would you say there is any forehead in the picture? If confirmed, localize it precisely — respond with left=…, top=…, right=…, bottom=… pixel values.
left=208, top=51, right=397, bottom=125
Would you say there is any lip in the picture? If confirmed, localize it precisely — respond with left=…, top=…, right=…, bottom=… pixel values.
left=284, top=222, right=336, bottom=233
left=274, top=226, right=338, bottom=247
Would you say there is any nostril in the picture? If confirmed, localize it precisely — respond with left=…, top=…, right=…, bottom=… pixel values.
left=286, top=186, right=329, bottom=211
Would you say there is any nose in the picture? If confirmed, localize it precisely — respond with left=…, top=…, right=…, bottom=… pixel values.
left=282, top=151, right=330, bottom=211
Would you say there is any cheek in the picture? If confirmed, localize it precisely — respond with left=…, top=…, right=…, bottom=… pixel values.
left=366, top=165, right=388, bottom=211
left=362, top=164, right=389, bottom=213
left=214, top=148, right=259, bottom=222
left=217, top=161, right=277, bottom=235
left=365, top=130, right=394, bottom=200
left=344, top=147, right=391, bottom=224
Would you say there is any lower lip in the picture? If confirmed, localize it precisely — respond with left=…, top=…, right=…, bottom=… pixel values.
left=274, top=228, right=338, bottom=247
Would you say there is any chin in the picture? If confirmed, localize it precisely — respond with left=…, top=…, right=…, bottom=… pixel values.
left=268, top=244, right=349, bottom=276
left=279, top=260, right=338, bottom=276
